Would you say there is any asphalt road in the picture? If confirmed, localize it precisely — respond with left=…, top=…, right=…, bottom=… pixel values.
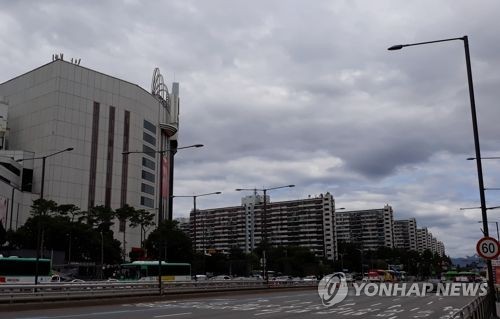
left=0, top=289, right=480, bottom=319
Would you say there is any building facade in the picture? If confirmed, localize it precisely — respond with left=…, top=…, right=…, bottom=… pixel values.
left=393, top=218, right=417, bottom=251
left=190, top=193, right=337, bottom=261
left=0, top=58, right=180, bottom=252
left=336, top=205, right=394, bottom=250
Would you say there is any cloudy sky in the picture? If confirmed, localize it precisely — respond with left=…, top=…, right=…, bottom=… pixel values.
left=2, top=0, right=500, bottom=257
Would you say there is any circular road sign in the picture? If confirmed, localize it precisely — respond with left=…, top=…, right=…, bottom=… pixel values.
left=476, top=237, right=500, bottom=259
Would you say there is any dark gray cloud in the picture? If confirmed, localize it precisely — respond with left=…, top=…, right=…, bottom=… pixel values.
left=2, top=0, right=500, bottom=256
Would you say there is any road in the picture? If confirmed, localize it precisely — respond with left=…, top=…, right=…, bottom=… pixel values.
left=0, top=288, right=478, bottom=319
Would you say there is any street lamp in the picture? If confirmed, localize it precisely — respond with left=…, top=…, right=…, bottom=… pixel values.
left=355, top=248, right=364, bottom=276
left=467, top=157, right=500, bottom=191
left=389, top=36, right=497, bottom=315
left=18, top=147, right=74, bottom=286
left=172, top=192, right=222, bottom=252
left=122, top=143, right=203, bottom=295
left=172, top=191, right=222, bottom=274
left=476, top=221, right=500, bottom=243
left=459, top=207, right=500, bottom=242
left=235, top=184, right=295, bottom=282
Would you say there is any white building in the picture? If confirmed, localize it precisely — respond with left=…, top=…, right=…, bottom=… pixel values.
left=0, top=58, right=180, bottom=254
left=191, top=193, right=337, bottom=261
left=336, top=205, right=394, bottom=250
left=393, top=218, right=417, bottom=251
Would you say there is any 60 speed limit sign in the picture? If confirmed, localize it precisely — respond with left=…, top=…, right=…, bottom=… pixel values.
left=476, top=237, right=500, bottom=259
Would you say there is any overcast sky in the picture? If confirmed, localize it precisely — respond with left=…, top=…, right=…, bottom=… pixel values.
left=2, top=0, right=500, bottom=257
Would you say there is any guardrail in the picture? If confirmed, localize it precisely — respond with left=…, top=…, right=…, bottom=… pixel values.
left=451, top=295, right=494, bottom=319
left=0, top=279, right=318, bottom=304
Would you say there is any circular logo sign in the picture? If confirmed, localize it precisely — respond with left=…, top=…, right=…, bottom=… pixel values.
left=476, top=237, right=500, bottom=259
left=317, top=272, right=348, bottom=307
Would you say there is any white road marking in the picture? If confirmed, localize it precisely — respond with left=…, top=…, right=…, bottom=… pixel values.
left=410, top=308, right=419, bottom=311
left=371, top=302, right=382, bottom=306
left=154, top=313, right=192, bottom=318
left=427, top=301, right=434, bottom=305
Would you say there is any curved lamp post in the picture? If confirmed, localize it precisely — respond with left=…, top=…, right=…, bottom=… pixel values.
left=172, top=191, right=222, bottom=274
left=17, top=147, right=74, bottom=287
left=235, top=184, right=295, bottom=282
left=389, top=36, right=496, bottom=316
left=123, top=143, right=203, bottom=295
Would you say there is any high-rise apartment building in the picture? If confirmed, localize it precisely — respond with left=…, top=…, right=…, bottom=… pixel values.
left=393, top=218, right=417, bottom=251
left=336, top=205, right=394, bottom=250
left=190, top=193, right=337, bottom=261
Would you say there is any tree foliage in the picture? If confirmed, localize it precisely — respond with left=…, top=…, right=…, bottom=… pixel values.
left=144, top=220, right=192, bottom=262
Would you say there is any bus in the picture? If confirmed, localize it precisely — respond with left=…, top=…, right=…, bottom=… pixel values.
left=442, top=271, right=481, bottom=283
left=367, top=269, right=400, bottom=282
left=119, top=261, right=191, bottom=281
left=0, top=256, right=55, bottom=284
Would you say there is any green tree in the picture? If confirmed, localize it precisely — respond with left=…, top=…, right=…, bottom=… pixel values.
left=145, top=220, right=192, bottom=262
left=115, top=204, right=136, bottom=260
left=81, top=205, right=115, bottom=232
left=129, top=209, right=155, bottom=248
left=56, top=204, right=81, bottom=263
left=0, top=221, right=6, bottom=247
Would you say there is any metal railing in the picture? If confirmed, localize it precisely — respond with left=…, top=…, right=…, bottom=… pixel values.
left=451, top=295, right=494, bottom=319
left=0, top=279, right=317, bottom=304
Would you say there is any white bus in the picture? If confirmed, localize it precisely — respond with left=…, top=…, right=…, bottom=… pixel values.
left=0, top=256, right=55, bottom=284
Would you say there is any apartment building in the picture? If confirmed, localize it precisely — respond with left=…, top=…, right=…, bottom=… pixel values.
left=336, top=205, right=394, bottom=250
left=190, top=192, right=337, bottom=261
left=393, top=218, right=417, bottom=251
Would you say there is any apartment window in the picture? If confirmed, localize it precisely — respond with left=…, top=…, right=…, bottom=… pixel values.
left=144, top=120, right=156, bottom=134
left=142, top=157, right=155, bottom=170
left=143, top=145, right=156, bottom=158
left=141, top=183, right=155, bottom=195
left=142, top=170, right=155, bottom=183
left=141, top=196, right=154, bottom=208
left=143, top=132, right=156, bottom=146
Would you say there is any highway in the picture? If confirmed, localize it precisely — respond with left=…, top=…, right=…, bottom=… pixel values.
left=0, top=288, right=478, bottom=318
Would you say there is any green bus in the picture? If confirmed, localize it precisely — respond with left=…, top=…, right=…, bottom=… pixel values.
left=119, top=261, right=191, bottom=281
left=0, top=256, right=54, bottom=284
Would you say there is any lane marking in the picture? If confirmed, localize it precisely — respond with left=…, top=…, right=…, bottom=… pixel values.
left=154, top=313, right=192, bottom=318
left=371, top=303, right=382, bottom=306
left=427, top=301, right=434, bottom=305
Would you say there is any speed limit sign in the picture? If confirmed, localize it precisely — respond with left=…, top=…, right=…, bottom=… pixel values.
left=476, top=237, right=500, bottom=259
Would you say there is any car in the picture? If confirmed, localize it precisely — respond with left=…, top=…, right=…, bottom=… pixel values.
left=193, top=274, right=208, bottom=281
left=427, top=278, right=441, bottom=292
left=345, top=274, right=354, bottom=282
left=303, top=275, right=318, bottom=282
left=211, top=275, right=231, bottom=280
left=69, top=278, right=86, bottom=283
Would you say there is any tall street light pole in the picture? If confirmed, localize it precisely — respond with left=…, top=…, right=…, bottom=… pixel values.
left=123, top=143, right=203, bottom=295
left=172, top=191, right=222, bottom=274
left=476, top=221, right=500, bottom=243
left=460, top=207, right=500, bottom=242
left=389, top=35, right=496, bottom=316
left=18, top=147, right=74, bottom=286
left=235, top=184, right=295, bottom=282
